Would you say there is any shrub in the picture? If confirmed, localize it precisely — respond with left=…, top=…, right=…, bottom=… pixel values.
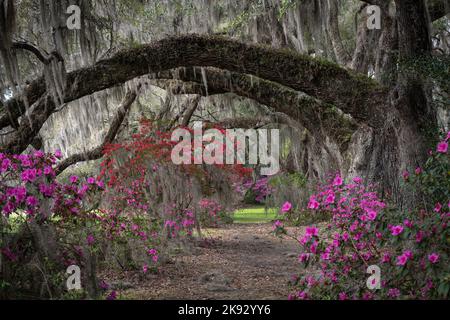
left=277, top=132, right=449, bottom=300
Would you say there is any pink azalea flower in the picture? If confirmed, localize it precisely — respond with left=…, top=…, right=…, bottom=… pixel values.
left=320, top=252, right=330, bottom=260
left=298, top=253, right=310, bottom=263
left=402, top=171, right=409, bottom=180
left=26, top=196, right=39, bottom=207
left=434, top=203, right=442, bottom=212
left=152, top=255, right=158, bottom=263
left=297, top=291, right=308, bottom=300
left=1, top=158, right=11, bottom=172
left=86, top=235, right=95, bottom=246
left=69, top=175, right=78, bottom=184
left=34, top=150, right=44, bottom=158
left=390, top=225, right=404, bottom=236
left=404, top=250, right=413, bottom=259
left=55, top=149, right=63, bottom=158
left=353, top=176, right=363, bottom=184
left=21, top=168, right=37, bottom=182
left=333, top=175, right=343, bottom=186
left=325, top=191, right=335, bottom=204
left=366, top=210, right=377, bottom=221
left=281, top=201, right=292, bottom=213
left=43, top=166, right=54, bottom=176
left=428, top=253, right=439, bottom=264
left=338, top=292, right=347, bottom=300
left=142, top=264, right=148, bottom=273
left=106, top=290, right=117, bottom=300
left=381, top=253, right=391, bottom=263
left=388, top=288, right=400, bottom=298
left=396, top=254, right=408, bottom=266
left=273, top=220, right=283, bottom=230
left=307, top=196, right=319, bottom=210
left=415, top=167, right=422, bottom=175
left=403, top=219, right=413, bottom=228
left=342, top=232, right=349, bottom=242
left=87, top=177, right=96, bottom=184
left=305, top=226, right=318, bottom=237
left=437, top=141, right=448, bottom=154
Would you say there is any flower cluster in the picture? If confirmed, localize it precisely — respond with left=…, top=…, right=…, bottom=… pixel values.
left=235, top=177, right=273, bottom=203
left=1, top=152, right=102, bottom=219
left=286, top=144, right=449, bottom=300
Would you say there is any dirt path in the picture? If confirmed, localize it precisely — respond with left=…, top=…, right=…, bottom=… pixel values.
left=110, top=223, right=303, bottom=300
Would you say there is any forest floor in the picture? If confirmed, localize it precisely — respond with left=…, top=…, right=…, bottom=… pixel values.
left=103, top=222, right=310, bottom=300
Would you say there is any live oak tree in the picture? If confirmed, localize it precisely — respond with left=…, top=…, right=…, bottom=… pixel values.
left=0, top=0, right=449, bottom=203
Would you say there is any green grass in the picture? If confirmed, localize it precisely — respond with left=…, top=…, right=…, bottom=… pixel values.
left=232, top=206, right=278, bottom=224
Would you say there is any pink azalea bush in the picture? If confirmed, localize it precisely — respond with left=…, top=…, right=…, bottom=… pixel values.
left=235, top=177, right=273, bottom=204
left=284, top=133, right=450, bottom=300
left=0, top=151, right=102, bottom=220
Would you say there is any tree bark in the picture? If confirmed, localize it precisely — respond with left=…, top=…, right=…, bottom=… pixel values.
left=1, top=34, right=386, bottom=155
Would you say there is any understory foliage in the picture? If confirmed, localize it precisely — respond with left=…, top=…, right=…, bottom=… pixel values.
left=0, top=118, right=250, bottom=299
left=274, top=133, right=450, bottom=300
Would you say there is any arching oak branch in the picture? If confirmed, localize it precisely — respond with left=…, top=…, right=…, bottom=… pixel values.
left=0, top=34, right=385, bottom=154
left=153, top=67, right=359, bottom=147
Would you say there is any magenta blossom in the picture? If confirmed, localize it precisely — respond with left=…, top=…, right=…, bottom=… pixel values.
left=281, top=201, right=292, bottom=213
left=106, top=290, right=117, bottom=300
left=390, top=225, right=404, bottom=236
left=428, top=253, right=439, bottom=264
left=43, top=166, right=54, bottom=176
left=353, top=176, right=363, bottom=184
left=54, top=149, right=63, bottom=158
left=338, top=292, right=347, bottom=300
left=307, top=196, right=319, bottom=210
left=305, top=226, right=318, bottom=237
left=366, top=210, right=377, bottom=221
left=396, top=254, right=408, bottom=266
left=21, top=168, right=37, bottom=182
left=381, top=253, right=391, bottom=263
left=436, top=141, right=448, bottom=154
left=402, top=171, right=409, bottom=180
left=26, top=196, right=39, bottom=207
left=333, top=175, right=343, bottom=186
left=434, top=203, right=442, bottom=212
left=86, top=234, right=95, bottom=246
left=388, top=288, right=400, bottom=298
left=273, top=220, right=283, bottom=230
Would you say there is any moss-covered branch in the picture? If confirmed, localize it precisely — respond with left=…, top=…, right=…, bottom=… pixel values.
left=153, top=67, right=359, bottom=148
left=1, top=34, right=385, bottom=154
